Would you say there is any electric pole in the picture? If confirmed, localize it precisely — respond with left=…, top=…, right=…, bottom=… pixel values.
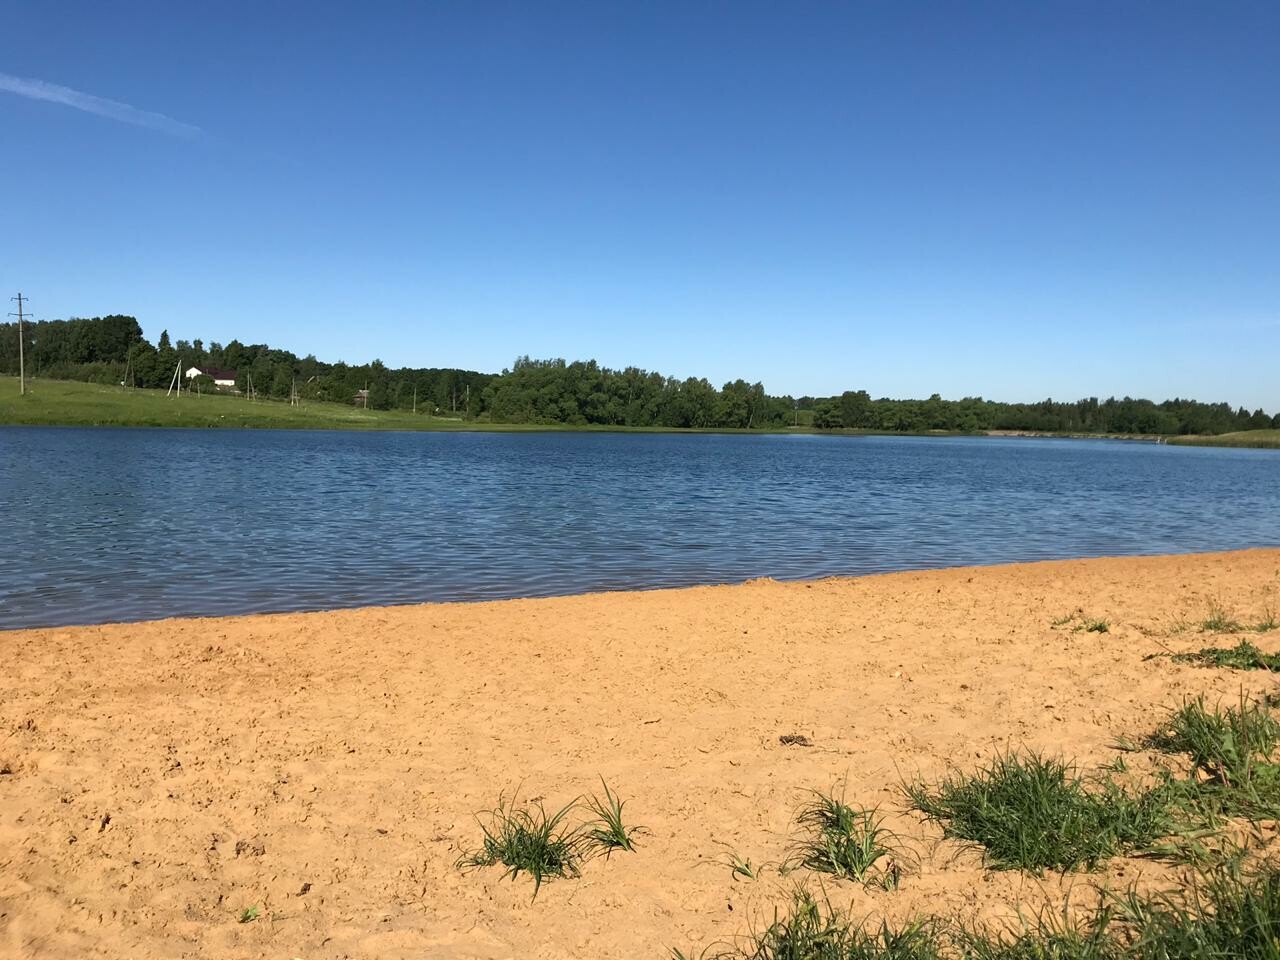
left=8, top=293, right=27, bottom=395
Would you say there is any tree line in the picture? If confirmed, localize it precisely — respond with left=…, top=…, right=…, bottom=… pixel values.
left=0, top=314, right=1275, bottom=434
left=481, top=357, right=787, bottom=428
left=0, top=315, right=489, bottom=415
left=806, top=390, right=1278, bottom=436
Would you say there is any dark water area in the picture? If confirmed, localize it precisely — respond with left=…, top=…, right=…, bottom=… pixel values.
left=2, top=426, right=1278, bottom=630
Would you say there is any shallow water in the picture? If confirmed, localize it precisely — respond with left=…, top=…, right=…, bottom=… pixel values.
left=1, top=426, right=1278, bottom=629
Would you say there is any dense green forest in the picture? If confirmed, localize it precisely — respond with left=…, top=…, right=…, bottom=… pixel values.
left=1, top=314, right=1276, bottom=434
left=806, top=389, right=1279, bottom=435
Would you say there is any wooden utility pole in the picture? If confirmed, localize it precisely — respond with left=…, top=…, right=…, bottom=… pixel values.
left=412, top=385, right=417, bottom=415
left=8, top=293, right=27, bottom=395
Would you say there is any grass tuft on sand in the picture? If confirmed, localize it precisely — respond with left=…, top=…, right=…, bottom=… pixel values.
left=1050, top=612, right=1110, bottom=633
left=1171, top=640, right=1280, bottom=671
left=905, top=753, right=1177, bottom=872
left=584, top=778, right=642, bottom=856
left=671, top=888, right=943, bottom=960
left=1200, top=603, right=1246, bottom=634
left=457, top=794, right=585, bottom=894
left=1146, top=694, right=1280, bottom=819
left=458, top=781, right=641, bottom=893
left=1112, top=857, right=1280, bottom=957
left=789, top=788, right=902, bottom=888
left=674, top=862, right=1280, bottom=959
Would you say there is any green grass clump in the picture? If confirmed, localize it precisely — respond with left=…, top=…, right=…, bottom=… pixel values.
left=1148, top=695, right=1280, bottom=783
left=457, top=794, right=585, bottom=894
left=905, top=753, right=1176, bottom=872
left=672, top=888, right=944, bottom=960
left=1051, top=613, right=1110, bottom=633
left=458, top=781, right=640, bottom=894
left=789, top=789, right=901, bottom=888
left=959, top=932, right=1116, bottom=959
left=960, top=862, right=1280, bottom=957
left=1201, top=603, right=1246, bottom=634
left=676, top=864, right=1280, bottom=959
left=1115, top=859, right=1280, bottom=957
left=584, top=778, right=640, bottom=855
left=957, top=917, right=1120, bottom=960
left=1146, top=695, right=1280, bottom=818
left=1171, top=640, right=1280, bottom=671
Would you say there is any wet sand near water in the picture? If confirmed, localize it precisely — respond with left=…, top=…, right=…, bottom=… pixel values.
left=3, top=549, right=1280, bottom=959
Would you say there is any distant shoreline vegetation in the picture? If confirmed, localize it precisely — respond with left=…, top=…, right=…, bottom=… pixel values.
left=1, top=314, right=1276, bottom=437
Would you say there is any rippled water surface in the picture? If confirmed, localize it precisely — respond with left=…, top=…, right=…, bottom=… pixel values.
left=2, top=426, right=1278, bottom=629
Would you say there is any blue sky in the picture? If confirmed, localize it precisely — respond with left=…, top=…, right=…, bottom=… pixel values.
left=1, top=2, right=1277, bottom=409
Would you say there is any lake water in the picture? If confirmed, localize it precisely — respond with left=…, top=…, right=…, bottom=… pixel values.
left=1, top=426, right=1278, bottom=630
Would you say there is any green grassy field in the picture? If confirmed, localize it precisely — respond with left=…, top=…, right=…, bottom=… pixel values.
left=1169, top=430, right=1280, bottom=449
left=0, top=377, right=525, bottom=431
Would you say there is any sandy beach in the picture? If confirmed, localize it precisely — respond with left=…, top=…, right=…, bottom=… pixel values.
left=3, top=548, right=1279, bottom=959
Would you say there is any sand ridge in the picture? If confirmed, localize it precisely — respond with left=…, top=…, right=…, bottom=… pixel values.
left=2, top=549, right=1280, bottom=958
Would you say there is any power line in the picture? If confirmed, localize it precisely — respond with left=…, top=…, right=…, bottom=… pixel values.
left=7, top=293, right=28, bottom=396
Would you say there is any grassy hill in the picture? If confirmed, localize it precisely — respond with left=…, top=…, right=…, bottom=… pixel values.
left=1169, top=430, right=1280, bottom=449
left=0, top=376, right=514, bottom=432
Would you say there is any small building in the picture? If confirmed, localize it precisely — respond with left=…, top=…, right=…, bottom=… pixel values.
left=185, top=366, right=238, bottom=389
left=354, top=389, right=370, bottom=408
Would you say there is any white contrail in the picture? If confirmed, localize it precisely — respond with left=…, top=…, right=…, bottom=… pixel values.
left=0, top=71, right=202, bottom=137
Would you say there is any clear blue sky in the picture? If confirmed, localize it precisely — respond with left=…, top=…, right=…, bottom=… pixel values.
left=2, top=2, right=1277, bottom=409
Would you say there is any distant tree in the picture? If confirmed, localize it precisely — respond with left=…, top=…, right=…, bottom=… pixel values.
left=223, top=340, right=248, bottom=373
left=836, top=390, right=873, bottom=429
left=270, top=361, right=294, bottom=398
left=812, top=400, right=843, bottom=429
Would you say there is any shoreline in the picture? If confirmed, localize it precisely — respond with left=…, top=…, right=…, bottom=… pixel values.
left=4, top=416, right=1253, bottom=445
left=7, top=417, right=1277, bottom=450
left=4, top=548, right=1280, bottom=958
left=6, top=545, right=1280, bottom=633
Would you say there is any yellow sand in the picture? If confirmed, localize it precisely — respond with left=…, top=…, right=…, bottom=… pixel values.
left=2, top=549, right=1279, bottom=959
